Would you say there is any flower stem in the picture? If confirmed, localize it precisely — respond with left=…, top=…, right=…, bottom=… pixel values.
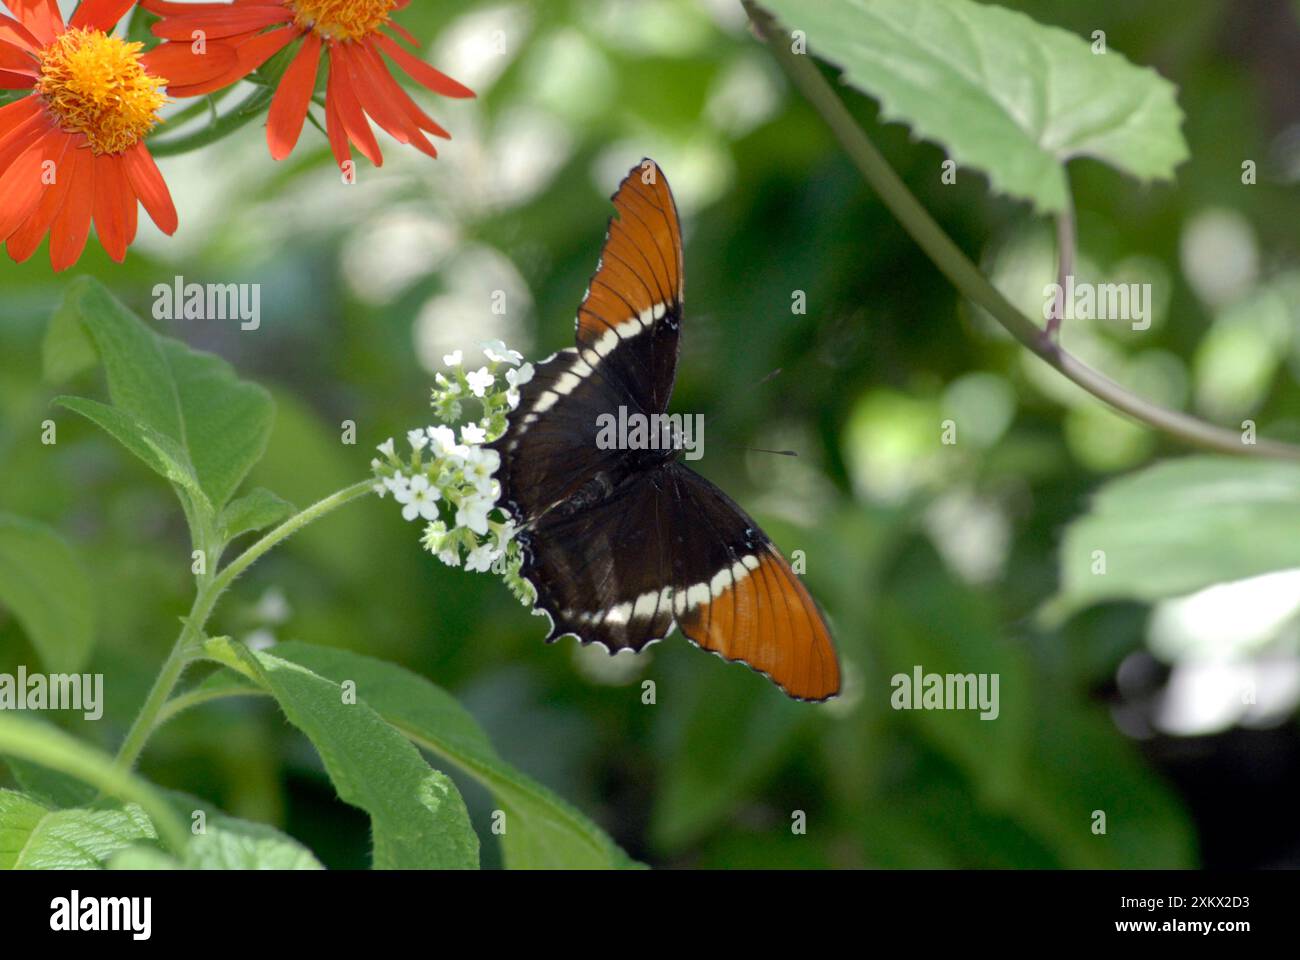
left=744, top=1, right=1300, bottom=462
left=113, top=479, right=376, bottom=770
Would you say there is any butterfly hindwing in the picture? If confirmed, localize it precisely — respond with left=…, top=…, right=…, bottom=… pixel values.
left=518, top=470, right=677, bottom=653
left=664, top=465, right=840, bottom=702
left=493, top=158, right=841, bottom=701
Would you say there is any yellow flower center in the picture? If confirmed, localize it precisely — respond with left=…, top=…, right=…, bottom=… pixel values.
left=289, top=0, right=396, bottom=42
left=37, top=28, right=167, bottom=156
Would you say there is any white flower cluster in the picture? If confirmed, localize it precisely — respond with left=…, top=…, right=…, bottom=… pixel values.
left=371, top=341, right=536, bottom=605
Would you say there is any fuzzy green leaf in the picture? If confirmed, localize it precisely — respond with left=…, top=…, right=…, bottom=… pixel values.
left=759, top=0, right=1188, bottom=212
left=0, top=514, right=95, bottom=672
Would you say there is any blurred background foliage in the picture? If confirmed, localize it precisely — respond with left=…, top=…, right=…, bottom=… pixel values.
left=2, top=0, right=1300, bottom=868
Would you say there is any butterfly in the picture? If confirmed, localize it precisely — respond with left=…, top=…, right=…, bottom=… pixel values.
left=490, top=159, right=840, bottom=701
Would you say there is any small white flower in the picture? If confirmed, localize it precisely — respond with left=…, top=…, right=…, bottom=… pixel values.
left=377, top=438, right=396, bottom=459
left=384, top=473, right=411, bottom=496
left=466, top=366, right=495, bottom=398
left=465, top=543, right=498, bottom=573
left=464, top=447, right=500, bottom=495
left=506, top=387, right=520, bottom=410
left=506, top=362, right=534, bottom=388
left=461, top=422, right=487, bottom=445
left=373, top=481, right=388, bottom=498
left=427, top=425, right=468, bottom=460
left=442, top=349, right=463, bottom=368
left=457, top=493, right=493, bottom=535
left=395, top=474, right=441, bottom=522
left=407, top=428, right=429, bottom=452
left=482, top=340, right=523, bottom=365
left=437, top=544, right=462, bottom=567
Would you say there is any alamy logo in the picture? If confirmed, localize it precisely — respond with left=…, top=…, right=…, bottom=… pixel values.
left=0, top=667, right=103, bottom=720
left=50, top=891, right=151, bottom=940
left=890, top=665, right=1000, bottom=720
left=595, top=405, right=704, bottom=461
left=1042, top=274, right=1152, bottom=331
left=153, top=275, right=261, bottom=330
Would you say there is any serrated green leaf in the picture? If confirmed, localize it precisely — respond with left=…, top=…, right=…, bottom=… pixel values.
left=271, top=642, right=637, bottom=869
left=0, top=514, right=95, bottom=672
left=1048, top=456, right=1300, bottom=619
left=759, top=0, right=1188, bottom=212
left=204, top=638, right=479, bottom=869
left=0, top=790, right=158, bottom=869
left=218, top=488, right=296, bottom=543
left=47, top=278, right=274, bottom=512
left=163, top=791, right=322, bottom=869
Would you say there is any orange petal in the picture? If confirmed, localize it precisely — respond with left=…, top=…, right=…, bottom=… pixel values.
left=153, top=6, right=293, bottom=41
left=142, top=39, right=239, bottom=86
left=0, top=14, right=41, bottom=52
left=266, top=30, right=322, bottom=161
left=6, top=131, right=72, bottom=263
left=358, top=41, right=449, bottom=138
left=91, top=150, right=131, bottom=262
left=340, top=42, right=436, bottom=157
left=0, top=104, right=51, bottom=177
left=69, top=0, right=135, bottom=31
left=166, top=26, right=299, bottom=98
left=323, top=74, right=350, bottom=170
left=122, top=143, right=177, bottom=235
left=8, top=1, right=61, bottom=45
left=326, top=49, right=382, bottom=166
left=0, top=41, right=38, bottom=75
left=49, top=143, right=94, bottom=270
left=0, top=129, right=58, bottom=244
left=374, top=33, right=474, bottom=98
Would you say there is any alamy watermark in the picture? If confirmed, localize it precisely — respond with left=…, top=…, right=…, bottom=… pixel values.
left=595, top=405, right=704, bottom=461
left=1043, top=275, right=1152, bottom=331
left=890, top=665, right=1000, bottom=720
left=0, top=667, right=103, bottom=720
left=153, top=275, right=261, bottom=330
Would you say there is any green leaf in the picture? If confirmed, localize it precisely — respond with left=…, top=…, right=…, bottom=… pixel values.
left=53, top=398, right=208, bottom=510
left=0, top=716, right=188, bottom=854
left=204, top=638, right=479, bottom=869
left=41, top=296, right=98, bottom=384
left=758, top=0, right=1188, bottom=212
left=218, top=488, right=296, bottom=543
left=4, top=758, right=99, bottom=809
left=163, top=790, right=323, bottom=869
left=1048, top=456, right=1300, bottom=619
left=0, top=790, right=158, bottom=869
left=46, top=277, right=274, bottom=511
left=270, top=642, right=637, bottom=869
left=0, top=514, right=95, bottom=672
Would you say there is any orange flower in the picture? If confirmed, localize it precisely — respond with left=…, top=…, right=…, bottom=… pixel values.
left=143, top=0, right=475, bottom=166
left=0, top=0, right=236, bottom=269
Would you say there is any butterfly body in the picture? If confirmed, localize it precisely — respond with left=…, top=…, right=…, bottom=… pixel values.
left=491, top=160, right=841, bottom=701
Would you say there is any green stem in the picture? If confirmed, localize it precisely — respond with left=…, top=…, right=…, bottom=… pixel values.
left=147, top=86, right=275, bottom=158
left=114, top=479, right=376, bottom=769
left=154, top=684, right=270, bottom=731
left=745, top=2, right=1300, bottom=462
left=112, top=599, right=203, bottom=772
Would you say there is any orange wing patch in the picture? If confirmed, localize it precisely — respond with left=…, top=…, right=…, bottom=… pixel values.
left=577, top=158, right=684, bottom=347
left=678, top=546, right=840, bottom=702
